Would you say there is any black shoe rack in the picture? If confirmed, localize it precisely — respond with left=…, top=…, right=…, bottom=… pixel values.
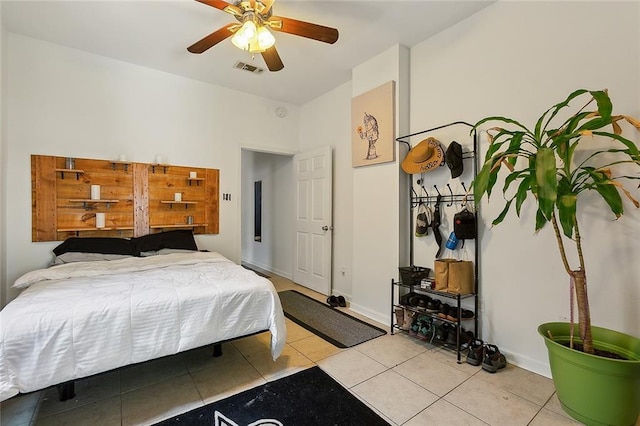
left=392, top=121, right=480, bottom=364
left=391, top=279, right=477, bottom=363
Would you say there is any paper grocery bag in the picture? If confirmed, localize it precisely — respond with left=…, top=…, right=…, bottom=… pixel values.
left=434, top=258, right=457, bottom=291
left=448, top=260, right=474, bottom=294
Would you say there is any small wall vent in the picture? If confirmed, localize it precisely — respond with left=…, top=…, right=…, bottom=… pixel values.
left=234, top=61, right=264, bottom=74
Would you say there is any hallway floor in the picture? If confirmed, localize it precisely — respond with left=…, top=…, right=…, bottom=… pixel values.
left=1, top=273, right=593, bottom=425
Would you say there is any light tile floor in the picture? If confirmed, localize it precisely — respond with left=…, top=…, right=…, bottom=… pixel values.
left=0, top=273, right=592, bottom=426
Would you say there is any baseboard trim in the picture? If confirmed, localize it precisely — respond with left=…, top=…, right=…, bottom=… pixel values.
left=347, top=303, right=389, bottom=330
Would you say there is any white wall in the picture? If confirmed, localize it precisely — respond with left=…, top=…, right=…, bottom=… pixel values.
left=299, top=81, right=353, bottom=299
left=0, top=6, right=6, bottom=307
left=2, top=33, right=300, bottom=304
left=240, top=150, right=293, bottom=278
left=350, top=45, right=409, bottom=324
left=409, top=1, right=640, bottom=376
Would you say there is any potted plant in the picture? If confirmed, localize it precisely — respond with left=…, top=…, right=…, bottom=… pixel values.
left=472, top=89, right=640, bottom=426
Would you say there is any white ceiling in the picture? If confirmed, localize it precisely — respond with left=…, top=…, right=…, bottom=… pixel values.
left=1, top=0, right=493, bottom=105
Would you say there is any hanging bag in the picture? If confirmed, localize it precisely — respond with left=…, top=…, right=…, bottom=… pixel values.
left=447, top=260, right=474, bottom=294
left=453, top=207, right=476, bottom=240
left=434, top=258, right=457, bottom=291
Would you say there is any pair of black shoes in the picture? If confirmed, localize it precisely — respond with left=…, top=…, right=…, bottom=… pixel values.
left=466, top=339, right=507, bottom=373
left=444, top=327, right=474, bottom=349
left=326, top=295, right=346, bottom=307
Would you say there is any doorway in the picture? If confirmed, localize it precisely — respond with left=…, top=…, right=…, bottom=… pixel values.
left=240, top=149, right=294, bottom=278
left=240, top=146, right=333, bottom=295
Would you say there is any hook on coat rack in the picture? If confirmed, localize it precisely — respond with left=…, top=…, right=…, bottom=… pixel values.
left=446, top=184, right=454, bottom=206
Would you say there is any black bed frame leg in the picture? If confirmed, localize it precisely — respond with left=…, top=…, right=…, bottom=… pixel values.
left=213, top=342, right=222, bottom=357
left=57, top=381, right=75, bottom=401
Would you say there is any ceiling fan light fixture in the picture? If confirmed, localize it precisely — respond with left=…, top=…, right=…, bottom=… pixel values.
left=256, top=26, right=275, bottom=50
left=231, top=19, right=257, bottom=50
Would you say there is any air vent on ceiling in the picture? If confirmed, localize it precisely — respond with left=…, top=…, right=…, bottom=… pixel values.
left=234, top=61, right=264, bottom=74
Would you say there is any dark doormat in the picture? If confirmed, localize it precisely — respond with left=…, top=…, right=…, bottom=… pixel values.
left=241, top=263, right=270, bottom=278
left=154, top=366, right=390, bottom=425
left=278, top=290, right=386, bottom=348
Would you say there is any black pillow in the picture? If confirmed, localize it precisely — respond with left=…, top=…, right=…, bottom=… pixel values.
left=53, top=237, right=134, bottom=256
left=131, top=230, right=198, bottom=256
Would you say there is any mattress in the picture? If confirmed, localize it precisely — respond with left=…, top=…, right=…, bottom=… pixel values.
left=0, top=251, right=286, bottom=402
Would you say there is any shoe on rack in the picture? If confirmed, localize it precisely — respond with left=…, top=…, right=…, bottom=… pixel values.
left=459, top=329, right=475, bottom=350
left=409, top=313, right=420, bottom=336
left=482, top=344, right=507, bottom=373
left=445, top=327, right=458, bottom=348
left=394, top=308, right=405, bottom=328
left=438, top=303, right=450, bottom=319
left=446, top=306, right=460, bottom=322
left=417, top=317, right=435, bottom=342
left=426, top=299, right=441, bottom=314
left=403, top=310, right=417, bottom=332
left=409, top=295, right=428, bottom=309
left=400, top=292, right=418, bottom=306
left=461, top=309, right=475, bottom=320
left=466, top=339, right=484, bottom=366
left=434, top=322, right=449, bottom=343
left=448, top=308, right=474, bottom=322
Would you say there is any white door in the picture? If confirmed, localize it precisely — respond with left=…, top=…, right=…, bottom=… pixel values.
left=293, top=146, right=333, bottom=295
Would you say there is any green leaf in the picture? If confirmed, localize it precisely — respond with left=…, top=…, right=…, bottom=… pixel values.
left=492, top=199, right=513, bottom=226
left=535, top=147, right=558, bottom=220
left=502, top=169, right=525, bottom=194
left=592, top=131, right=640, bottom=156
left=473, top=161, right=493, bottom=204
left=515, top=175, right=531, bottom=216
left=486, top=166, right=499, bottom=199
left=565, top=111, right=596, bottom=135
left=557, top=194, right=577, bottom=238
left=541, top=89, right=590, bottom=135
left=529, top=155, right=539, bottom=196
left=472, top=116, right=531, bottom=134
left=590, top=90, right=612, bottom=120
left=535, top=208, right=549, bottom=232
left=595, top=182, right=624, bottom=217
left=576, top=117, right=611, bottom=133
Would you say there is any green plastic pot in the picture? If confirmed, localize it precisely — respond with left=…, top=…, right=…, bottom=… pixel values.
left=538, top=322, right=640, bottom=426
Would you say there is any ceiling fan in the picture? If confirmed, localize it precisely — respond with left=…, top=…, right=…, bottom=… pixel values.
left=187, top=0, right=339, bottom=72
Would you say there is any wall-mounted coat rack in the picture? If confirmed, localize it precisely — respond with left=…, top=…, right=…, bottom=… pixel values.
left=396, top=121, right=479, bottom=265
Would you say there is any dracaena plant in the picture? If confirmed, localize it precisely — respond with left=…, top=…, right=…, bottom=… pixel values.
left=472, top=89, right=640, bottom=354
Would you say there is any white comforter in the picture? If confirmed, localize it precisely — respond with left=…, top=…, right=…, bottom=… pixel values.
left=0, top=252, right=286, bottom=402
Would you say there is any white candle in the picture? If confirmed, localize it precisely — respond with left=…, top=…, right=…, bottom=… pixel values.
left=155, top=155, right=163, bottom=164
left=189, top=171, right=197, bottom=179
left=90, top=185, right=101, bottom=200
left=95, top=213, right=105, bottom=228
left=174, top=192, right=182, bottom=202
left=118, top=154, right=127, bottom=162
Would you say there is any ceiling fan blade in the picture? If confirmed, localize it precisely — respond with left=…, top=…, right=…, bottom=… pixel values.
left=258, top=0, right=274, bottom=15
left=261, top=46, right=284, bottom=72
left=187, top=23, right=237, bottom=54
left=268, top=16, right=339, bottom=44
left=195, top=0, right=242, bottom=17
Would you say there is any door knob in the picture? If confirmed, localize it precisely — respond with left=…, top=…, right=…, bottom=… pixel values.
left=322, top=225, right=333, bottom=231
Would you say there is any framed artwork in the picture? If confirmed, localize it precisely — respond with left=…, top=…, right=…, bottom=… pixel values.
left=351, top=80, right=396, bottom=167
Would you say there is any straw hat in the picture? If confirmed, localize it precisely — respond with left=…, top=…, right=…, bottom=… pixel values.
left=401, top=137, right=445, bottom=174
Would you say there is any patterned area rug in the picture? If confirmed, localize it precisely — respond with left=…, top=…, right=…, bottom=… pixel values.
left=278, top=290, right=386, bottom=348
left=155, top=366, right=390, bottom=425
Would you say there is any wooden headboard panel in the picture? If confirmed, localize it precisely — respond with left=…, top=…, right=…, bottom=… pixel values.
left=31, top=155, right=219, bottom=242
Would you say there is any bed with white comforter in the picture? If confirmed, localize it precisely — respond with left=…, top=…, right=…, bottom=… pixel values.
left=0, top=251, right=286, bottom=402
